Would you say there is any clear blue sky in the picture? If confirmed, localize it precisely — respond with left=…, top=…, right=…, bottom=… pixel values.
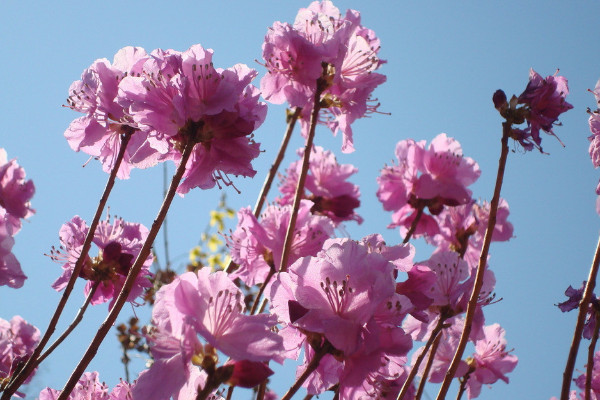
left=1, top=1, right=599, bottom=399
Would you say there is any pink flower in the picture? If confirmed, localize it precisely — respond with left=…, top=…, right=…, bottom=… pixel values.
left=49, top=215, right=153, bottom=307
left=173, top=269, right=284, bottom=363
left=377, top=134, right=480, bottom=240
left=261, top=1, right=386, bottom=153
left=38, top=372, right=135, bottom=400
left=226, top=200, right=334, bottom=286
left=277, top=146, right=362, bottom=225
left=517, top=68, right=573, bottom=150
left=465, top=323, right=518, bottom=399
left=574, top=350, right=600, bottom=400
left=118, top=44, right=266, bottom=194
left=65, top=46, right=155, bottom=179
left=429, top=198, right=513, bottom=266
left=0, top=148, right=34, bottom=233
left=0, top=210, right=25, bottom=288
left=0, top=316, right=40, bottom=387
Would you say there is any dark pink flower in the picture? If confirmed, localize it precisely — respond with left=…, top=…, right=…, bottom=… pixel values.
left=0, top=210, right=25, bottom=289
left=226, top=200, right=334, bottom=286
left=277, top=146, right=362, bottom=225
left=49, top=215, right=153, bottom=307
left=429, top=198, right=513, bottom=266
left=118, top=44, right=267, bottom=194
left=65, top=46, right=154, bottom=179
left=517, top=68, right=573, bottom=150
left=0, top=149, right=34, bottom=233
left=0, top=316, right=40, bottom=387
left=574, top=350, right=600, bottom=400
left=261, top=1, right=385, bottom=153
left=377, top=134, right=480, bottom=240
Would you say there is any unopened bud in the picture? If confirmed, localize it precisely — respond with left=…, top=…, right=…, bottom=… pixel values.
left=225, top=360, right=273, bottom=388
left=492, top=89, right=507, bottom=110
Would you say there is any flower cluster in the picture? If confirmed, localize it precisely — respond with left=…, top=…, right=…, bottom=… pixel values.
left=226, top=200, right=334, bottom=286
left=0, top=148, right=34, bottom=288
left=261, top=0, right=386, bottom=153
left=66, top=44, right=267, bottom=194
left=277, top=145, right=362, bottom=225
left=494, top=69, right=572, bottom=152
left=132, top=269, right=283, bottom=399
left=0, top=316, right=39, bottom=392
left=38, top=372, right=133, bottom=400
left=377, top=133, right=481, bottom=239
left=49, top=215, right=153, bottom=307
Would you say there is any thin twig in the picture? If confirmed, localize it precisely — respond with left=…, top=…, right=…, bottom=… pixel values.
left=2, top=133, right=132, bottom=400
left=436, top=124, right=510, bottom=400
left=56, top=141, right=194, bottom=400
left=253, top=107, right=301, bottom=218
left=250, top=269, right=275, bottom=315
left=256, top=381, right=267, bottom=400
left=280, top=81, right=326, bottom=273
left=37, top=282, right=100, bottom=365
left=280, top=342, right=331, bottom=400
left=162, top=162, right=171, bottom=270
left=226, top=386, right=234, bottom=400
left=586, top=310, right=600, bottom=399
left=562, top=235, right=600, bottom=400
left=403, top=205, right=424, bottom=244
left=225, top=108, right=301, bottom=274
left=398, top=317, right=446, bottom=400
left=415, top=333, right=442, bottom=400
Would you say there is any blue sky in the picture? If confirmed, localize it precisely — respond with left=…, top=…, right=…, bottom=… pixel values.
left=1, top=1, right=600, bottom=399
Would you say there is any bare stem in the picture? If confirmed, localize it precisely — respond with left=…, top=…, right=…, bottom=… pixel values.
left=436, top=123, right=510, bottom=400
left=225, top=107, right=300, bottom=274
left=37, top=282, right=100, bottom=365
left=253, top=107, right=301, bottom=217
left=280, top=82, right=325, bottom=273
left=398, top=317, right=446, bottom=400
left=1, top=133, right=132, bottom=400
left=586, top=310, right=600, bottom=399
left=403, top=205, right=424, bottom=244
left=280, top=342, right=330, bottom=400
left=561, top=235, right=600, bottom=400
left=415, top=333, right=442, bottom=400
left=55, top=141, right=194, bottom=400
left=256, top=381, right=267, bottom=400
left=250, top=269, right=276, bottom=315
left=226, top=386, right=234, bottom=400
left=162, top=162, right=171, bottom=270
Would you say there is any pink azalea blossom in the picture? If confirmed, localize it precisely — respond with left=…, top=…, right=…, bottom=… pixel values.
left=49, top=215, right=153, bottom=307
left=0, top=210, right=25, bottom=289
left=377, top=134, right=480, bottom=240
left=173, top=269, right=284, bottom=362
left=0, top=316, right=40, bottom=388
left=465, top=323, right=518, bottom=399
left=38, top=372, right=135, bottom=400
left=65, top=46, right=155, bottom=179
left=270, top=237, right=413, bottom=396
left=0, top=149, right=34, bottom=233
left=574, top=350, right=600, bottom=400
left=261, top=1, right=385, bottom=153
left=277, top=146, right=362, bottom=225
left=117, top=44, right=266, bottom=194
left=226, top=200, right=334, bottom=286
left=516, top=68, right=573, bottom=151
left=429, top=198, right=513, bottom=267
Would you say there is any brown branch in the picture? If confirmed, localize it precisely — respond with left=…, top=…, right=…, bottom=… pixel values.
left=561, top=235, right=600, bottom=400
left=436, top=123, right=510, bottom=400
left=2, top=133, right=132, bottom=400
left=55, top=141, right=194, bottom=400
left=279, top=81, right=325, bottom=273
